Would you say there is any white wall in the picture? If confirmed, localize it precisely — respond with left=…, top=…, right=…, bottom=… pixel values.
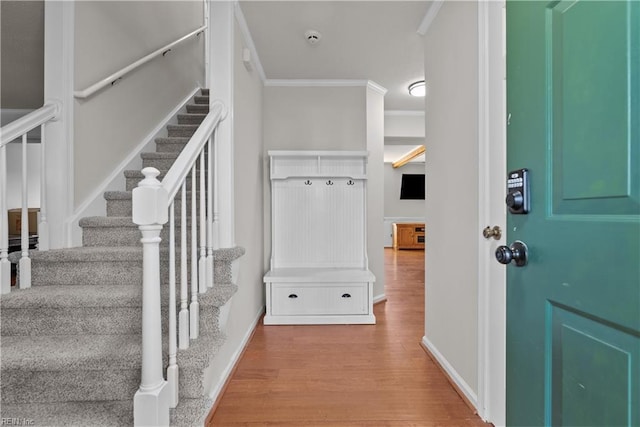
left=423, top=0, right=480, bottom=399
left=262, top=83, right=385, bottom=299
left=204, top=15, right=265, bottom=398
left=1, top=0, right=44, bottom=109
left=365, top=86, right=385, bottom=301
left=5, top=144, right=41, bottom=210
left=73, top=1, right=205, bottom=208
left=384, top=112, right=425, bottom=139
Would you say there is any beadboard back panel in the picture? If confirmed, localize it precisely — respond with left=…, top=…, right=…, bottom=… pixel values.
left=272, top=178, right=366, bottom=269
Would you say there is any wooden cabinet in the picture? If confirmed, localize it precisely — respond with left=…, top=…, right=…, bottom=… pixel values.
left=393, top=223, right=425, bottom=250
left=264, top=151, right=375, bottom=325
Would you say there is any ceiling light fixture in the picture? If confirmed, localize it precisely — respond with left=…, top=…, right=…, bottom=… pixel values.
left=408, top=80, right=426, bottom=97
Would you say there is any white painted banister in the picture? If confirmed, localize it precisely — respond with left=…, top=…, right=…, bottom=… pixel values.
left=162, top=101, right=224, bottom=200
left=0, top=102, right=60, bottom=147
left=0, top=102, right=61, bottom=293
left=132, top=99, right=226, bottom=425
left=74, top=26, right=206, bottom=100
left=19, top=135, right=31, bottom=289
left=132, top=168, right=170, bottom=427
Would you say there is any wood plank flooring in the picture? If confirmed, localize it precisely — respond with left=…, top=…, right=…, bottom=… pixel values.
left=207, top=248, right=488, bottom=426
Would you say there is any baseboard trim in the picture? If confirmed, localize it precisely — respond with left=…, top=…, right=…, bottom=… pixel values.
left=421, top=336, right=479, bottom=413
left=65, top=87, right=201, bottom=246
left=205, top=306, right=265, bottom=423
left=373, top=293, right=387, bottom=304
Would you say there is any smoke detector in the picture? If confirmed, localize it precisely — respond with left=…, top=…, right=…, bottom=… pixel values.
left=304, top=30, right=322, bottom=45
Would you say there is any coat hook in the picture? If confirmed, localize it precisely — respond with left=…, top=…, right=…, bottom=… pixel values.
left=304, top=180, right=312, bottom=185
left=326, top=180, right=333, bottom=186
left=347, top=180, right=354, bottom=186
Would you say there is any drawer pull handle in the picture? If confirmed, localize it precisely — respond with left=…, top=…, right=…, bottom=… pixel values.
left=288, top=294, right=298, bottom=299
left=341, top=293, right=352, bottom=298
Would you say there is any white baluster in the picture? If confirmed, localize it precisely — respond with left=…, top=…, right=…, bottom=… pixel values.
left=206, top=136, right=214, bottom=289
left=198, top=151, right=207, bottom=294
left=19, top=134, right=31, bottom=289
left=38, top=123, right=49, bottom=250
left=179, top=180, right=189, bottom=349
left=132, top=167, right=169, bottom=427
left=213, top=127, right=220, bottom=251
left=167, top=202, right=178, bottom=408
left=189, top=165, right=199, bottom=339
left=0, top=143, right=10, bottom=294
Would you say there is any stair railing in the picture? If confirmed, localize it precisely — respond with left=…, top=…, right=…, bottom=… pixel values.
left=74, top=26, right=206, bottom=100
left=132, top=100, right=225, bottom=426
left=0, top=102, right=61, bottom=294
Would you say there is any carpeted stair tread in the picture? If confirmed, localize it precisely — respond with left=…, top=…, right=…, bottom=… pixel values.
left=1, top=282, right=237, bottom=310
left=105, top=190, right=199, bottom=200
left=171, top=397, right=212, bottom=426
left=1, top=284, right=142, bottom=309
left=186, top=104, right=208, bottom=114
left=214, top=246, right=246, bottom=263
left=140, top=152, right=180, bottom=160
left=200, top=88, right=209, bottom=96
left=14, top=246, right=143, bottom=262
left=1, top=334, right=142, bottom=371
left=156, top=136, right=191, bottom=144
left=79, top=216, right=136, bottom=228
left=167, top=124, right=199, bottom=134
left=104, top=190, right=135, bottom=201
left=178, top=113, right=207, bottom=125
left=0, top=400, right=134, bottom=426
left=177, top=333, right=225, bottom=369
left=193, top=95, right=209, bottom=104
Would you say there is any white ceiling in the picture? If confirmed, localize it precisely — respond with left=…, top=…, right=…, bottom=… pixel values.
left=238, top=1, right=430, bottom=113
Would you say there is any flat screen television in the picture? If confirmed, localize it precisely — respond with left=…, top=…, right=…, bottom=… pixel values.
left=400, top=174, right=425, bottom=200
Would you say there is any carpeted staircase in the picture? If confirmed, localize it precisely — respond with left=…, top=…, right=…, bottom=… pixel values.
left=0, top=89, right=244, bottom=426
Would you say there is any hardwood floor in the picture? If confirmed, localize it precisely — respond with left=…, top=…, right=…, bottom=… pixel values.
left=208, top=248, right=488, bottom=426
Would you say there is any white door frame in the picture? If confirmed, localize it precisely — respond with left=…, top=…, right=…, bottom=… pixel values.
left=477, top=1, right=507, bottom=425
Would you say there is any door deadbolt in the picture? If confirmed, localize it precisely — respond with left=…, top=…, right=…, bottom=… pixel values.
left=483, top=225, right=502, bottom=240
left=495, top=240, right=528, bottom=267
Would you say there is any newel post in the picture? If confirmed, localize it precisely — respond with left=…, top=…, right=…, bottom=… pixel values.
left=132, top=167, right=170, bottom=426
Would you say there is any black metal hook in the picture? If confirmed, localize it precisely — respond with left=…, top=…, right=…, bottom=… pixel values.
left=347, top=180, right=355, bottom=186
left=326, top=180, right=333, bottom=186
left=304, top=180, right=312, bottom=185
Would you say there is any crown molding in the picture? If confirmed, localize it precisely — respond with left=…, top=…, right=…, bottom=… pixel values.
left=366, top=80, right=388, bottom=96
left=234, top=2, right=266, bottom=82
left=265, top=79, right=387, bottom=95
left=417, top=0, right=444, bottom=36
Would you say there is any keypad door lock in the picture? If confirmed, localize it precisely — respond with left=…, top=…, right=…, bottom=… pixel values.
left=506, top=168, right=530, bottom=214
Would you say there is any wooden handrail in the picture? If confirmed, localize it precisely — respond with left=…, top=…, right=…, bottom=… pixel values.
left=74, top=25, right=206, bottom=100
left=392, top=145, right=425, bottom=168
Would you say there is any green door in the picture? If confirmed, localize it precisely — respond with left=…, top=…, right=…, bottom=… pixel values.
left=506, top=1, right=640, bottom=426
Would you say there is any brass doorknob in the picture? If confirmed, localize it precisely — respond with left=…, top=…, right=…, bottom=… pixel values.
left=482, top=225, right=502, bottom=240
